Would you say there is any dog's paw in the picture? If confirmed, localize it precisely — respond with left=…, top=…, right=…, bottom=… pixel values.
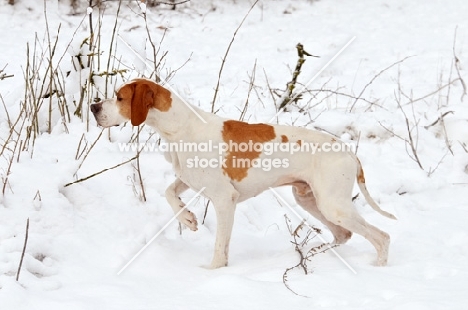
left=178, top=209, right=198, bottom=231
left=203, top=259, right=228, bottom=269
left=375, top=257, right=388, bottom=267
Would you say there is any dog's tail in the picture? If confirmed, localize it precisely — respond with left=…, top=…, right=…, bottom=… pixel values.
left=355, top=158, right=397, bottom=220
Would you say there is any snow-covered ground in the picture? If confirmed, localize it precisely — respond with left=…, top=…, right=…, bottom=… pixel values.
left=1, top=0, right=468, bottom=309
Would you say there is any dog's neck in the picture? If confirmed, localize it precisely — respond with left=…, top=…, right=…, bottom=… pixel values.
left=145, top=92, right=206, bottom=141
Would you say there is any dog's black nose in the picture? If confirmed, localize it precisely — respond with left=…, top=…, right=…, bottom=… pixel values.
left=90, top=103, right=102, bottom=114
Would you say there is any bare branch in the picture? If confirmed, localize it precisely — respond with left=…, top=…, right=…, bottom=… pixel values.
left=424, top=111, right=454, bottom=129
left=238, top=60, right=257, bottom=121
left=64, top=154, right=138, bottom=187
left=278, top=43, right=319, bottom=110
left=397, top=97, right=424, bottom=170
left=0, top=65, right=14, bottom=80
left=349, top=56, right=413, bottom=112
left=211, top=0, right=260, bottom=113
left=16, top=218, right=30, bottom=282
left=282, top=214, right=337, bottom=297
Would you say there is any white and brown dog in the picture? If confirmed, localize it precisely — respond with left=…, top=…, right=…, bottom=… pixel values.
left=91, top=78, right=396, bottom=268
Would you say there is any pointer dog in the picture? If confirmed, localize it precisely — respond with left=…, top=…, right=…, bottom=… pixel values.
left=91, top=78, right=396, bottom=268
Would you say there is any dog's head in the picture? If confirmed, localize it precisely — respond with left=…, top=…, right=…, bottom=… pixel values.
left=90, top=79, right=172, bottom=127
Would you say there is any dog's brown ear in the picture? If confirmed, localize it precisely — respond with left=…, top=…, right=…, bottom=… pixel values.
left=131, top=83, right=154, bottom=126
left=147, top=83, right=172, bottom=112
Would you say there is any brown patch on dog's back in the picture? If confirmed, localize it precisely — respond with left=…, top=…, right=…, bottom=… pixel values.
left=281, top=135, right=289, bottom=143
left=296, top=139, right=302, bottom=146
left=222, top=120, right=276, bottom=181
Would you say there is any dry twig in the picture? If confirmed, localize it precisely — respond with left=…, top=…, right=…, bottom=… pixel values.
left=278, top=43, right=319, bottom=110
left=0, top=65, right=14, bottom=80
left=211, top=0, right=260, bottom=113
left=238, top=60, right=258, bottom=121
left=282, top=215, right=337, bottom=297
left=16, top=218, right=30, bottom=282
left=64, top=154, right=138, bottom=187
left=349, top=56, right=413, bottom=112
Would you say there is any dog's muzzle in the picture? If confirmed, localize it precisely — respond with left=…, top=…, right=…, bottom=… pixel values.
left=90, top=102, right=103, bottom=115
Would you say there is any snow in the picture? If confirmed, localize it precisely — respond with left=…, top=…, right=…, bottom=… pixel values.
left=1, top=0, right=468, bottom=309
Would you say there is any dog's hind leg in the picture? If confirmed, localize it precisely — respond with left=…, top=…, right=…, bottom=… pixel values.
left=318, top=197, right=390, bottom=266
left=292, top=182, right=352, bottom=244
left=310, top=159, right=391, bottom=266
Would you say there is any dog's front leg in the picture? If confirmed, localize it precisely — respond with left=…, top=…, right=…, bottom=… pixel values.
left=208, top=188, right=240, bottom=269
left=165, top=178, right=198, bottom=231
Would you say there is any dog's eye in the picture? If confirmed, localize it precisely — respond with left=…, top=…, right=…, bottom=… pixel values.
left=117, top=97, right=123, bottom=101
